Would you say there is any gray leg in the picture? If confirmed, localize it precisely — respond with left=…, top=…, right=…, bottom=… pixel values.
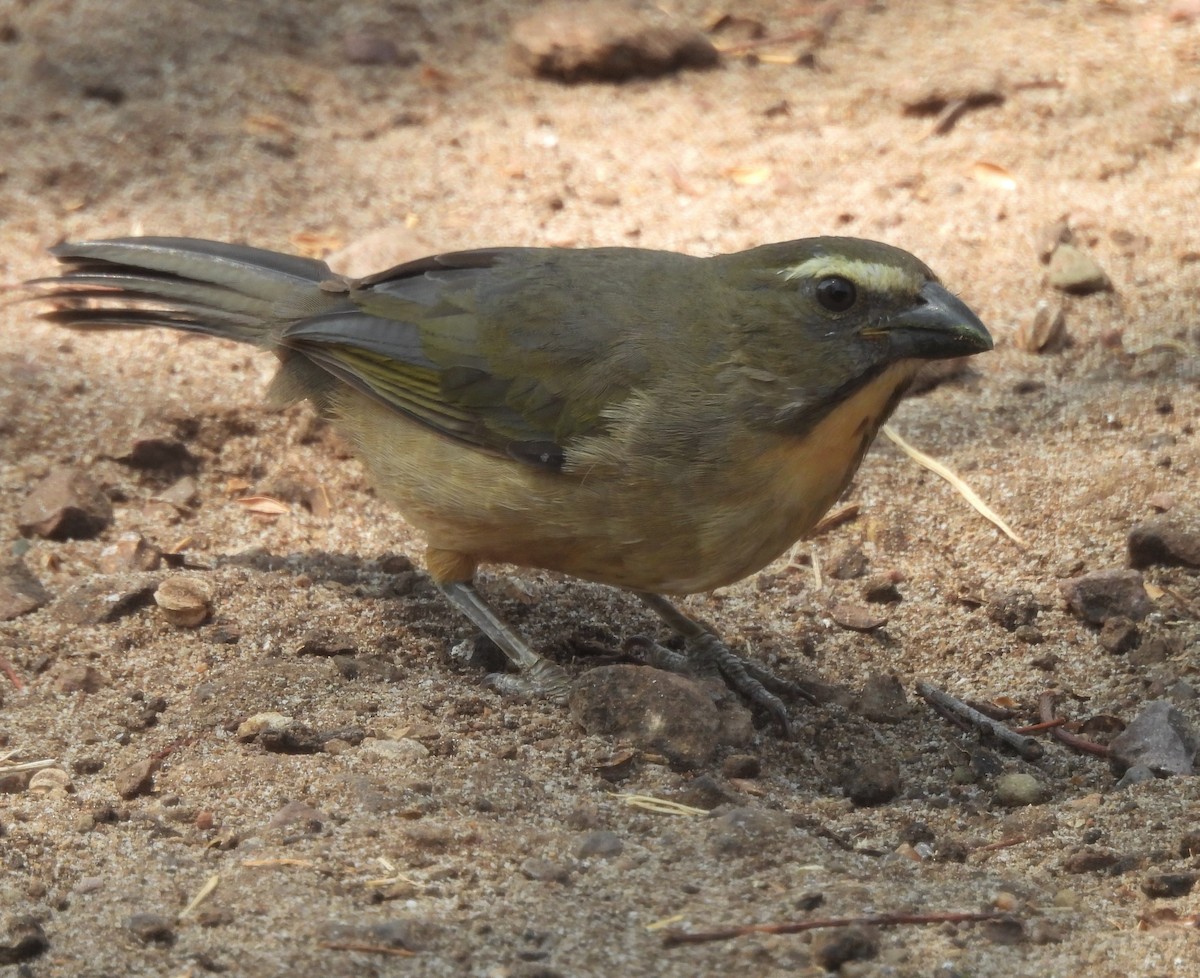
left=439, top=580, right=572, bottom=701
left=638, top=592, right=794, bottom=737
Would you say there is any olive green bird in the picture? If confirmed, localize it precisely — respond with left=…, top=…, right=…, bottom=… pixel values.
left=34, top=236, right=991, bottom=733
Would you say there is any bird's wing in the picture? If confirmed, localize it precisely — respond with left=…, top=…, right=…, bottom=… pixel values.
left=281, top=248, right=659, bottom=470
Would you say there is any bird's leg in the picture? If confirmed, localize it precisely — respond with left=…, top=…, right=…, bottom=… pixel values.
left=637, top=592, right=795, bottom=736
left=438, top=580, right=573, bottom=701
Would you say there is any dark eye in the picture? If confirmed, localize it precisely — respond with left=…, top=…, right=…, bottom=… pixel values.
left=815, top=275, right=857, bottom=313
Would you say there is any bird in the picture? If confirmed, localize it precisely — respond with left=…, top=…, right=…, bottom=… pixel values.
left=31, top=235, right=992, bottom=733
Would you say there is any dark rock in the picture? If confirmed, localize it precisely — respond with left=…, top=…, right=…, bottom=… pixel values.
left=986, top=590, right=1040, bottom=631
left=511, top=1, right=718, bottom=83
left=862, top=574, right=903, bottom=604
left=125, top=912, right=176, bottom=945
left=1141, top=872, right=1197, bottom=899
left=813, top=926, right=879, bottom=970
left=258, top=724, right=325, bottom=754
left=845, top=757, right=901, bottom=806
left=1060, top=569, right=1152, bottom=625
left=1180, top=830, right=1200, bottom=857
left=569, top=665, right=726, bottom=767
left=117, top=438, right=198, bottom=474
left=1063, top=847, right=1121, bottom=874
left=826, top=544, right=868, bottom=580
left=1098, top=616, right=1140, bottom=654
left=983, top=915, right=1027, bottom=945
left=18, top=466, right=113, bottom=540
left=673, top=773, right=738, bottom=810
left=343, top=33, right=416, bottom=66
left=1128, top=510, right=1200, bottom=569
left=50, top=574, right=160, bottom=625
left=114, top=758, right=157, bottom=799
left=1108, top=700, right=1197, bottom=775
left=854, top=673, right=910, bottom=723
left=720, top=753, right=761, bottom=779
left=55, top=664, right=105, bottom=694
left=0, top=915, right=49, bottom=965
left=0, top=559, right=51, bottom=620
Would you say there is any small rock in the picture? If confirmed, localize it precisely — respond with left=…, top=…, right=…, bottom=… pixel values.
left=862, top=574, right=903, bottom=604
left=0, top=559, right=51, bottom=620
left=569, top=665, right=725, bottom=767
left=118, top=438, right=198, bottom=474
left=854, top=674, right=910, bottom=723
left=673, top=773, right=738, bottom=810
left=813, top=926, right=879, bottom=971
left=720, top=753, right=761, bottom=779
left=1141, top=872, right=1197, bottom=899
left=50, top=575, right=159, bottom=625
left=1047, top=243, right=1111, bottom=295
left=125, top=912, right=175, bottom=945
left=321, top=919, right=439, bottom=953
left=511, top=1, right=718, bottom=83
left=153, top=576, right=212, bottom=627
left=55, top=664, right=106, bottom=694
left=982, top=916, right=1027, bottom=945
left=294, top=628, right=357, bottom=656
left=403, top=822, right=454, bottom=849
left=114, top=758, right=156, bottom=799
left=1128, top=510, right=1200, bottom=569
left=993, top=772, right=1046, bottom=807
left=1180, top=830, right=1200, bottom=857
left=343, top=32, right=414, bottom=66
left=265, top=800, right=324, bottom=833
left=236, top=712, right=293, bottom=741
left=1059, top=568, right=1152, bottom=624
left=573, top=830, right=623, bottom=859
left=0, top=915, right=49, bottom=966
left=828, top=601, right=888, bottom=631
left=258, top=724, right=325, bottom=754
left=1063, top=847, right=1121, bottom=874
left=150, top=476, right=199, bottom=513
left=1098, top=616, right=1140, bottom=654
left=709, top=807, right=793, bottom=857
left=98, top=533, right=163, bottom=574
left=1115, top=765, right=1156, bottom=790
left=18, top=466, right=113, bottom=540
left=986, top=589, right=1040, bottom=631
left=358, top=737, right=430, bottom=761
left=846, top=757, right=901, bottom=806
left=1108, top=700, right=1197, bottom=775
left=520, top=857, right=572, bottom=883
left=826, top=544, right=869, bottom=580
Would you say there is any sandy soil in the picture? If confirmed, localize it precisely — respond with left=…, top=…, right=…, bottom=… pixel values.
left=1, top=1, right=1199, bottom=975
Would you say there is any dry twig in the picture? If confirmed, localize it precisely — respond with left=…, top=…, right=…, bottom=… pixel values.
left=1038, top=691, right=1110, bottom=757
left=663, top=910, right=1008, bottom=947
left=917, top=681, right=1044, bottom=760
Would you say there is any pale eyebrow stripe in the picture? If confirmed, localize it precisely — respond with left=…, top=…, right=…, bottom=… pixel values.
left=779, top=256, right=915, bottom=293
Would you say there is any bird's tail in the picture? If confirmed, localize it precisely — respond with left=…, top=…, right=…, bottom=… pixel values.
left=32, top=237, right=339, bottom=348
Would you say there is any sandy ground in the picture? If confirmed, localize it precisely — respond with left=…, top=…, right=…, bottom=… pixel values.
left=1, top=1, right=1199, bottom=975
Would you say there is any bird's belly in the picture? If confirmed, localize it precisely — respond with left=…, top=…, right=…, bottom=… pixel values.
left=336, top=364, right=913, bottom=593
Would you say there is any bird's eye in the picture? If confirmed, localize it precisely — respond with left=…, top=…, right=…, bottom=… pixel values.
left=815, top=275, right=857, bottom=313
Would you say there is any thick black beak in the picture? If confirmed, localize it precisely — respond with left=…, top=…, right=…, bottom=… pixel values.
left=885, top=280, right=993, bottom=361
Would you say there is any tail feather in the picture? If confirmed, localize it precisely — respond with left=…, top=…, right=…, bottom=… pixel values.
left=37, top=237, right=338, bottom=346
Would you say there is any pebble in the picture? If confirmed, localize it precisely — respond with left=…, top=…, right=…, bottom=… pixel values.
left=1108, top=700, right=1197, bottom=776
left=124, top=912, right=176, bottom=945
left=98, top=533, right=163, bottom=573
left=153, top=576, right=212, bottom=627
left=1097, top=616, right=1140, bottom=654
left=358, top=737, right=430, bottom=761
left=0, top=559, right=51, bottom=620
left=1059, top=568, right=1152, bottom=625
left=846, top=757, right=901, bottom=806
left=1128, top=510, right=1200, bottom=569
left=720, top=753, right=761, bottom=779
left=1047, top=243, right=1111, bottom=295
left=510, top=1, right=718, bottom=83
left=709, top=807, right=793, bottom=857
left=27, top=768, right=71, bottom=794
left=520, top=857, right=572, bottom=883
left=265, top=800, right=324, bottom=833
left=813, top=927, right=879, bottom=971
left=17, top=466, right=113, bottom=540
left=1062, top=847, right=1121, bottom=873
left=114, top=758, right=156, bottom=799
left=236, top=712, right=293, bottom=741
left=993, top=772, right=1046, bottom=807
left=573, top=830, right=623, bottom=859
left=854, top=673, right=911, bottom=723
left=569, top=665, right=729, bottom=768
left=1141, top=872, right=1197, bottom=899
left=0, top=915, right=49, bottom=966
left=50, top=575, right=160, bottom=625
left=986, top=589, right=1040, bottom=631
left=1015, top=301, right=1068, bottom=353
left=343, top=32, right=415, bottom=66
